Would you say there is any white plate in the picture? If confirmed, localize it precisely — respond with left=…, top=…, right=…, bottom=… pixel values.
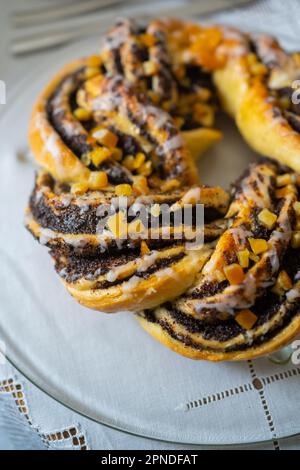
left=1, top=36, right=300, bottom=446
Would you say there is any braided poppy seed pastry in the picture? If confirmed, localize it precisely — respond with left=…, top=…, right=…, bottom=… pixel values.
left=26, top=169, right=228, bottom=312
left=26, top=18, right=300, bottom=360
left=165, top=20, right=300, bottom=170
left=137, top=160, right=300, bottom=360
left=29, top=19, right=222, bottom=185
left=26, top=18, right=229, bottom=312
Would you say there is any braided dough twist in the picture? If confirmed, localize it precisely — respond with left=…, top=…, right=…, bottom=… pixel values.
left=26, top=19, right=300, bottom=360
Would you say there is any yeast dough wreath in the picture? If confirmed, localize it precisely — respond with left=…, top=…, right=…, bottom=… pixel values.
left=26, top=18, right=300, bottom=361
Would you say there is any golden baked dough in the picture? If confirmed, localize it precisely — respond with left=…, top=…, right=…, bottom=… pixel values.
left=26, top=171, right=227, bottom=312
left=137, top=161, right=300, bottom=360
left=26, top=18, right=300, bottom=361
left=215, top=34, right=300, bottom=171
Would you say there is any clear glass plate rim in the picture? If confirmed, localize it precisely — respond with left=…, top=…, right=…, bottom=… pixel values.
left=2, top=32, right=300, bottom=450
left=2, top=348, right=300, bottom=448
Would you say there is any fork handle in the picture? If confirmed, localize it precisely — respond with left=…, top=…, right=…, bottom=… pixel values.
left=11, top=0, right=253, bottom=56
left=11, top=23, right=106, bottom=56
left=12, top=0, right=125, bottom=27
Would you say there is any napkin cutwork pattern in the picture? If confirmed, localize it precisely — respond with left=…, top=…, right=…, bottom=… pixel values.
left=178, top=359, right=300, bottom=449
left=0, top=377, right=89, bottom=450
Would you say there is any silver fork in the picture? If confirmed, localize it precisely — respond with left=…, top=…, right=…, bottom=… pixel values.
left=12, top=0, right=127, bottom=27
left=11, top=0, right=254, bottom=56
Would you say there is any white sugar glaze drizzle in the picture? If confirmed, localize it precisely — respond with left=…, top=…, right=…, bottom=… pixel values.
left=65, top=237, right=89, bottom=249
left=35, top=113, right=64, bottom=171
left=267, top=245, right=280, bottom=273
left=155, top=267, right=179, bottom=281
left=244, top=330, right=254, bottom=344
left=181, top=188, right=201, bottom=204
left=44, top=133, right=60, bottom=160
left=38, top=225, right=97, bottom=250
left=268, top=67, right=300, bottom=90
left=106, top=266, right=124, bottom=283
left=146, top=287, right=157, bottom=295
left=58, top=268, right=67, bottom=278
left=92, top=93, right=121, bottom=112
left=221, top=27, right=246, bottom=42
left=92, top=77, right=123, bottom=111
left=144, top=105, right=170, bottom=128
left=194, top=168, right=296, bottom=315
left=197, top=224, right=292, bottom=314
left=111, top=196, right=134, bottom=210
left=85, top=268, right=102, bottom=281
left=201, top=251, right=220, bottom=276
left=130, top=202, right=144, bottom=214
left=267, top=112, right=288, bottom=128
left=106, top=250, right=160, bottom=283
left=39, top=227, right=57, bottom=245
left=195, top=274, right=256, bottom=314
left=229, top=226, right=252, bottom=247
left=121, top=275, right=141, bottom=292
left=162, top=135, right=183, bottom=153
left=35, top=189, right=44, bottom=203
left=134, top=195, right=154, bottom=205
left=218, top=44, right=248, bottom=58
left=101, top=26, right=129, bottom=51
left=195, top=302, right=234, bottom=316
left=137, top=251, right=159, bottom=272
left=286, top=286, right=300, bottom=303
left=252, top=33, right=290, bottom=68
left=59, top=195, right=72, bottom=208
left=63, top=120, right=82, bottom=137
left=241, top=169, right=272, bottom=208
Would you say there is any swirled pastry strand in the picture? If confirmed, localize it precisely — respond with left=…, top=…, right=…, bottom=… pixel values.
left=138, top=160, right=300, bottom=360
